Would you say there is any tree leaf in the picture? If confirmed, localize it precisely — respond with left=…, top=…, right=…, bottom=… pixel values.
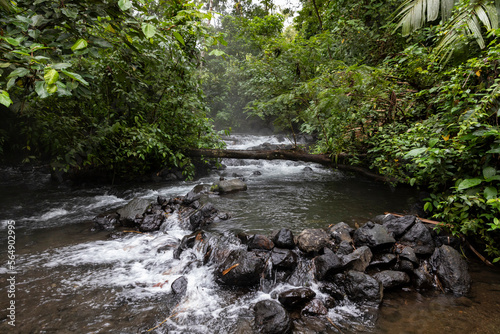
left=404, top=147, right=427, bottom=158
left=118, top=0, right=132, bottom=11
left=172, top=31, right=185, bottom=45
left=142, top=23, right=156, bottom=38
left=0, top=90, right=13, bottom=107
left=0, top=62, right=11, bottom=68
left=61, top=70, right=89, bottom=86
left=71, top=39, right=88, bottom=52
left=44, top=68, right=59, bottom=84
left=4, top=37, right=20, bottom=46
left=61, top=8, right=78, bottom=19
left=31, top=14, right=44, bottom=27
left=47, top=83, right=58, bottom=94
left=51, top=63, right=72, bottom=70
left=457, top=178, right=482, bottom=191
left=35, top=81, right=49, bottom=98
left=484, top=186, right=498, bottom=200
left=7, top=67, right=29, bottom=79
left=6, top=78, right=16, bottom=90
left=483, top=166, right=497, bottom=179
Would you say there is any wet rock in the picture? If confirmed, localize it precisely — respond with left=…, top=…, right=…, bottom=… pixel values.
left=399, top=222, right=435, bottom=255
left=271, top=248, right=298, bottom=271
left=314, top=248, right=343, bottom=280
left=216, top=249, right=266, bottom=286
left=434, top=234, right=461, bottom=248
left=252, top=170, right=262, bottom=176
left=339, top=270, right=383, bottom=304
left=139, top=213, right=165, bottom=232
left=211, top=178, right=247, bottom=194
left=272, top=228, right=295, bottom=249
left=381, top=215, right=416, bottom=238
left=336, top=240, right=354, bottom=255
left=302, top=166, right=313, bottom=172
left=398, top=246, right=419, bottom=264
left=93, top=213, right=120, bottom=231
left=394, top=259, right=414, bottom=273
left=188, top=203, right=221, bottom=231
left=248, top=234, right=274, bottom=251
left=302, top=299, right=328, bottom=316
left=278, top=287, right=316, bottom=311
left=413, top=263, right=434, bottom=290
left=342, top=246, right=373, bottom=272
left=327, top=222, right=354, bottom=244
left=430, top=245, right=471, bottom=296
left=173, top=231, right=205, bottom=259
left=296, top=229, right=331, bottom=254
left=171, top=276, right=188, bottom=296
left=237, top=231, right=252, bottom=244
left=372, top=270, right=410, bottom=289
left=353, top=222, right=395, bottom=249
left=254, top=299, right=292, bottom=334
left=117, top=198, right=152, bottom=225
left=369, top=253, right=397, bottom=268
left=319, top=282, right=345, bottom=303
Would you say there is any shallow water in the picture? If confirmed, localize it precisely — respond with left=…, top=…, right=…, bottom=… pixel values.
left=0, top=134, right=499, bottom=333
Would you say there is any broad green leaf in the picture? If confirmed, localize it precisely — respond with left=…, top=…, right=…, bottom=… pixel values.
left=486, top=147, right=500, bottom=154
left=429, top=138, right=439, bottom=148
left=0, top=90, right=12, bottom=107
left=44, top=68, right=59, bottom=84
left=35, top=81, right=49, bottom=98
left=0, top=62, right=11, bottom=68
left=47, top=83, right=58, bottom=94
left=7, top=67, right=29, bottom=79
left=172, top=31, right=185, bottom=45
left=118, top=0, right=132, bottom=11
left=142, top=23, right=156, bottom=38
left=4, top=37, right=20, bottom=46
left=457, top=178, right=482, bottom=191
left=483, top=166, right=496, bottom=179
left=61, top=70, right=89, bottom=86
left=51, top=63, right=72, bottom=70
left=6, top=78, right=16, bottom=90
left=31, top=14, right=44, bottom=27
left=404, top=147, right=427, bottom=158
left=484, top=186, right=498, bottom=200
left=71, top=39, right=88, bottom=52
left=61, top=8, right=78, bottom=19
left=209, top=49, right=226, bottom=57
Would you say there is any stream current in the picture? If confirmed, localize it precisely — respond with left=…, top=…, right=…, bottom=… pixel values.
left=1, top=134, right=500, bottom=333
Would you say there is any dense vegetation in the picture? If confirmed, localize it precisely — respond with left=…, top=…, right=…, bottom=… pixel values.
left=1, top=0, right=499, bottom=262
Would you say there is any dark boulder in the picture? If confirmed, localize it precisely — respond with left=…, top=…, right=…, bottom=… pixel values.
left=399, top=222, right=435, bottom=255
left=398, top=246, right=419, bottom=264
left=248, top=234, right=274, bottom=251
left=215, top=249, right=266, bottom=286
left=139, top=213, right=165, bottom=232
left=339, top=270, right=383, bottom=304
left=430, top=245, right=471, bottom=296
left=314, top=248, right=343, bottom=280
left=211, top=178, right=247, bottom=194
left=171, top=276, right=188, bottom=296
left=413, top=263, right=434, bottom=290
left=254, top=300, right=292, bottom=334
left=278, top=287, right=316, bottom=311
left=327, top=222, right=354, bottom=244
left=93, top=213, right=120, bottom=231
left=369, top=253, right=397, bottom=269
left=272, top=228, right=295, bottom=249
left=342, top=245, right=373, bottom=272
left=271, top=248, right=298, bottom=271
left=302, top=299, right=328, bottom=316
left=382, top=215, right=416, bottom=238
left=336, top=240, right=354, bottom=255
left=372, top=270, right=410, bottom=289
left=117, top=198, right=152, bottom=225
left=296, top=229, right=332, bottom=254
left=353, top=222, right=395, bottom=249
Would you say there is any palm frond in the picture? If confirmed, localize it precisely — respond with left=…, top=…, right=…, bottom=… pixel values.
left=394, top=0, right=455, bottom=36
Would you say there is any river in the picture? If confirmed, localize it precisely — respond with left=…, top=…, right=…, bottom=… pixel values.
left=1, top=134, right=499, bottom=333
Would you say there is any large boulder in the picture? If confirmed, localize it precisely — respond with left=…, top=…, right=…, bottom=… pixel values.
left=272, top=228, right=295, bottom=249
left=211, top=178, right=247, bottom=194
left=254, top=300, right=292, bottom=334
left=399, top=222, right=435, bottom=255
left=296, top=229, right=332, bottom=254
left=327, top=222, right=354, bottom=244
left=139, top=213, right=165, bottom=232
left=117, top=198, right=152, bottom=225
left=271, top=248, right=298, bottom=271
left=430, top=245, right=471, bottom=296
left=215, top=249, right=266, bottom=287
left=314, top=248, right=343, bottom=280
left=372, top=270, right=410, bottom=289
left=278, top=287, right=316, bottom=311
left=382, top=215, right=416, bottom=238
left=341, top=246, right=373, bottom=272
left=353, top=221, right=395, bottom=249
left=247, top=234, right=274, bottom=251
left=339, top=270, right=383, bottom=304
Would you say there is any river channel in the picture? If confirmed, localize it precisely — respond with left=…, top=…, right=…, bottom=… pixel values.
left=1, top=134, right=499, bottom=333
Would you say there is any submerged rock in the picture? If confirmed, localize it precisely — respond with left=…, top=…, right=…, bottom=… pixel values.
left=254, top=300, right=292, bottom=334
left=430, top=245, right=471, bottom=295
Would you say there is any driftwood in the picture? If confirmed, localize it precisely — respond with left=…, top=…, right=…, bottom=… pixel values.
left=188, top=148, right=394, bottom=183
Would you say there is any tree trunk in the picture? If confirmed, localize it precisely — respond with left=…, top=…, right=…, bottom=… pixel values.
left=188, top=149, right=395, bottom=183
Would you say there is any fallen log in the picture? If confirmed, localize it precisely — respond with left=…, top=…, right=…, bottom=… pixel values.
left=188, top=148, right=396, bottom=183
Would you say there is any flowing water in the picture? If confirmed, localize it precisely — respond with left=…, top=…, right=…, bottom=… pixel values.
left=0, top=134, right=499, bottom=333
